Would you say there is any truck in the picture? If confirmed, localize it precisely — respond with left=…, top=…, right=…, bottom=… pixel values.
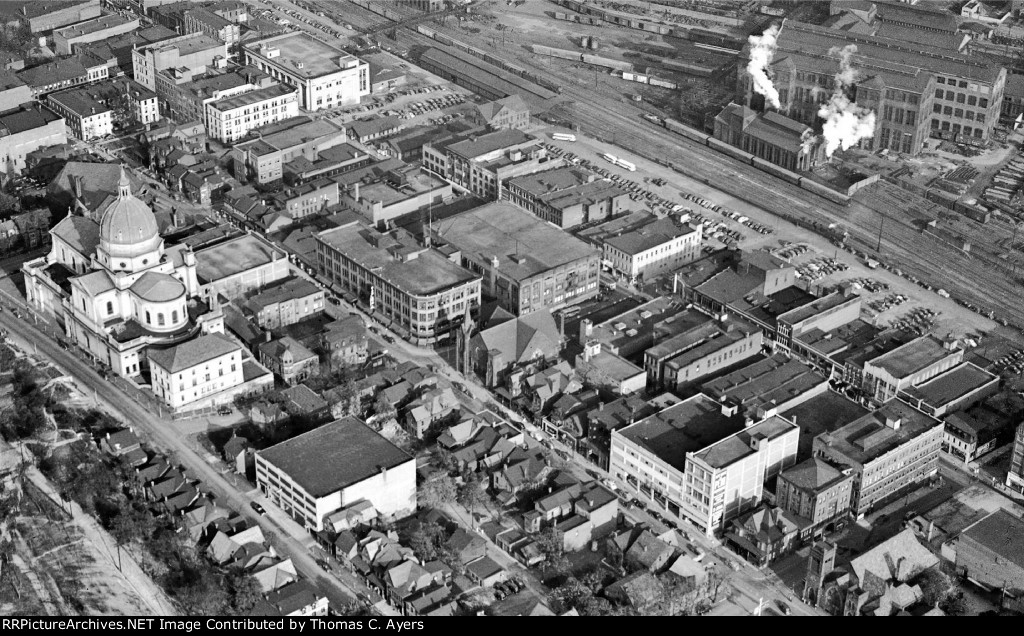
left=602, top=153, right=619, bottom=164
left=616, top=158, right=637, bottom=171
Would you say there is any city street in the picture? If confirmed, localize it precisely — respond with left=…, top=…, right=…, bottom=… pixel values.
left=0, top=301, right=367, bottom=613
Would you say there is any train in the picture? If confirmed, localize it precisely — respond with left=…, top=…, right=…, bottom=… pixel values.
left=658, top=117, right=850, bottom=205
left=552, top=133, right=577, bottom=142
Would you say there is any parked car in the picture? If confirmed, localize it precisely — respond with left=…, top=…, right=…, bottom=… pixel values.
left=250, top=502, right=266, bottom=516
left=217, top=406, right=232, bottom=416
left=776, top=600, right=791, bottom=615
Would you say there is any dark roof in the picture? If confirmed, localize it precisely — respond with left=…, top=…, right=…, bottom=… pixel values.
left=779, top=457, right=850, bottom=493
left=257, top=417, right=413, bottom=498
left=0, top=105, right=60, bottom=135
left=961, top=509, right=1024, bottom=569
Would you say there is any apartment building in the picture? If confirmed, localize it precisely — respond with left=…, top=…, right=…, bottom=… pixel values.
left=243, top=33, right=368, bottom=111
left=813, top=399, right=943, bottom=517
left=133, top=32, right=229, bottom=92
left=316, top=222, right=481, bottom=346
left=430, top=202, right=600, bottom=316
left=206, top=83, right=298, bottom=143
left=243, top=277, right=324, bottom=330
left=272, top=179, right=340, bottom=222
left=776, top=457, right=854, bottom=537
left=46, top=86, right=112, bottom=141
left=162, top=68, right=272, bottom=127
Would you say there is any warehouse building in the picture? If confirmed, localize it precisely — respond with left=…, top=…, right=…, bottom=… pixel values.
left=256, top=417, right=417, bottom=531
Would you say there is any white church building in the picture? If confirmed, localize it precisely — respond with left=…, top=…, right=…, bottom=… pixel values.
left=23, top=167, right=269, bottom=406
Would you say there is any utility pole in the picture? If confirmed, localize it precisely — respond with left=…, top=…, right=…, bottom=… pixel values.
left=876, top=212, right=885, bottom=253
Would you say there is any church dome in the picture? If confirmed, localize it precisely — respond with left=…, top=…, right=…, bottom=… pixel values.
left=99, top=166, right=161, bottom=260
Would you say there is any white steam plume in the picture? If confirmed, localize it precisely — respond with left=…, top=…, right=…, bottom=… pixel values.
left=747, top=24, right=782, bottom=109
left=817, top=44, right=876, bottom=157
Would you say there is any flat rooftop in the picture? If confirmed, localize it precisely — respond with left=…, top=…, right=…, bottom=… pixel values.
left=902, top=362, right=997, bottom=407
left=702, top=355, right=827, bottom=414
left=960, top=509, right=1024, bottom=569
left=815, top=399, right=942, bottom=466
left=247, top=32, right=362, bottom=79
left=778, top=291, right=859, bottom=327
left=260, top=117, right=344, bottom=151
left=55, top=14, right=134, bottom=38
left=616, top=394, right=746, bottom=472
left=196, top=234, right=285, bottom=283
left=605, top=217, right=696, bottom=256
left=435, top=202, right=598, bottom=282
left=317, top=224, right=479, bottom=296
left=664, top=322, right=761, bottom=372
left=781, top=390, right=871, bottom=462
left=144, top=32, right=223, bottom=57
left=212, top=83, right=295, bottom=111
left=583, top=350, right=643, bottom=382
left=245, top=277, right=321, bottom=313
left=867, top=335, right=961, bottom=379
left=258, top=417, right=413, bottom=498
left=693, top=415, right=797, bottom=469
left=448, top=128, right=533, bottom=159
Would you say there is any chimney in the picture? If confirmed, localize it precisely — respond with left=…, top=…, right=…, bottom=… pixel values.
left=72, top=174, right=83, bottom=199
left=264, top=330, right=272, bottom=342
left=353, top=182, right=360, bottom=202
left=598, top=402, right=605, bottom=411
left=491, top=255, right=499, bottom=269
left=578, top=318, right=592, bottom=343
left=381, top=465, right=387, bottom=481
left=885, top=414, right=902, bottom=431
left=720, top=400, right=738, bottom=418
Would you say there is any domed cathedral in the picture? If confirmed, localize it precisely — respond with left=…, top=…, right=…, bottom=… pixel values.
left=23, top=166, right=223, bottom=380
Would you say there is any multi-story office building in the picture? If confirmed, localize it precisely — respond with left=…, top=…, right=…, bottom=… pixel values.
left=429, top=202, right=600, bottom=316
left=316, top=222, right=481, bottom=346
left=17, top=55, right=109, bottom=97
left=255, top=417, right=416, bottom=531
left=161, top=67, right=272, bottom=126
left=610, top=394, right=798, bottom=537
left=205, top=83, right=298, bottom=143
left=242, top=33, right=368, bottom=111
left=813, top=399, right=943, bottom=517
left=738, top=21, right=1006, bottom=153
left=133, top=32, right=229, bottom=92
left=504, top=166, right=629, bottom=229
left=645, top=316, right=763, bottom=390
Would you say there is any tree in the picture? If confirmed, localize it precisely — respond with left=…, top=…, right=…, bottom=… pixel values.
left=456, top=471, right=487, bottom=512
left=705, top=565, right=727, bottom=604
left=419, top=473, right=457, bottom=509
left=550, top=576, right=592, bottom=613
left=373, top=391, right=396, bottom=420
left=939, top=590, right=969, bottom=616
left=227, top=570, right=264, bottom=614
left=536, top=527, right=570, bottom=579
left=407, top=520, right=447, bottom=561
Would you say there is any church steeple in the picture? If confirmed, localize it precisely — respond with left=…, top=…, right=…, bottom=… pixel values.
left=117, top=165, right=131, bottom=199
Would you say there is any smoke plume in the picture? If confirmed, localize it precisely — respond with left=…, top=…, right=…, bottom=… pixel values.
left=747, top=25, right=782, bottom=109
left=817, top=44, right=876, bottom=157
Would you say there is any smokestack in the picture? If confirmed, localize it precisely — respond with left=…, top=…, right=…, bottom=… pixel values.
left=818, top=45, right=876, bottom=157
left=747, top=24, right=782, bottom=109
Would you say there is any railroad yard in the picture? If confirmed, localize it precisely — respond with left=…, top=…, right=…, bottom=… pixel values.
left=286, top=0, right=1024, bottom=348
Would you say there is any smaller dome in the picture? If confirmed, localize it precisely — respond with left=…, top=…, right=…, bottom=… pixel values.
left=131, top=271, right=185, bottom=303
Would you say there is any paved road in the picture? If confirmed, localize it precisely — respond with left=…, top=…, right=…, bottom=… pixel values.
left=0, top=305, right=366, bottom=613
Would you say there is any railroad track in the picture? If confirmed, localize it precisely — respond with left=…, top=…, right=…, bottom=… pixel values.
left=355, top=7, right=1024, bottom=331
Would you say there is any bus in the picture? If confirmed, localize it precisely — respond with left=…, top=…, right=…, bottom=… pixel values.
left=602, top=153, right=618, bottom=164
left=552, top=133, right=577, bottom=142
left=616, top=159, right=637, bottom=172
